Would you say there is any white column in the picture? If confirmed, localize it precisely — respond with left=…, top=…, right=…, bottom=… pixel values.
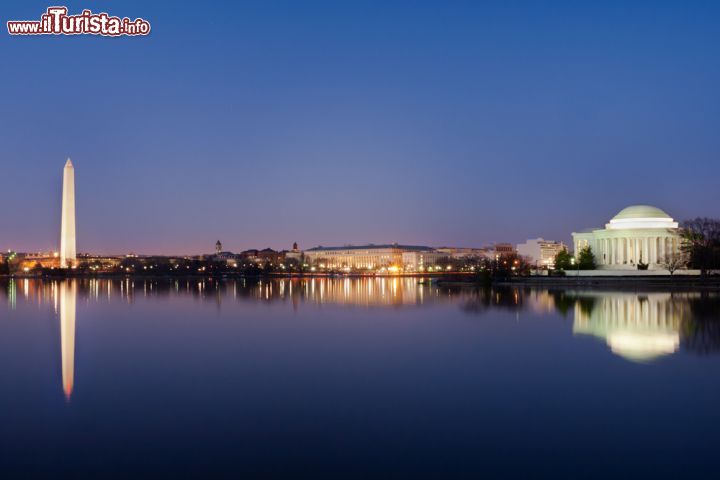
left=652, top=237, right=658, bottom=264
left=643, top=238, right=649, bottom=264
left=623, top=238, right=630, bottom=263
left=604, top=238, right=609, bottom=265
left=625, top=238, right=630, bottom=264
left=649, top=237, right=655, bottom=264
left=659, top=237, right=666, bottom=263
left=634, top=238, right=639, bottom=264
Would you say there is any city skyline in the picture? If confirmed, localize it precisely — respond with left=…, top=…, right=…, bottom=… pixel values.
left=3, top=1, right=720, bottom=254
left=0, top=158, right=710, bottom=257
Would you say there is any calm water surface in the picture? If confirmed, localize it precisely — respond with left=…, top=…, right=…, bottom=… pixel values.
left=1, top=278, right=719, bottom=478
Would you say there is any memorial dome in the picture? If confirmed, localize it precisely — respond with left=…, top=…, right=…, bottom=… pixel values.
left=611, top=205, right=672, bottom=221
left=606, top=205, right=678, bottom=230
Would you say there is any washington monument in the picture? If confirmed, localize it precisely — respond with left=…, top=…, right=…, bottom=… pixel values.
left=60, top=158, right=76, bottom=268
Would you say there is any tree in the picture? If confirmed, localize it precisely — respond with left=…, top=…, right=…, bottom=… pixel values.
left=661, top=252, right=688, bottom=276
left=578, top=246, right=596, bottom=270
left=681, top=218, right=720, bottom=276
left=493, top=253, right=531, bottom=278
left=554, top=248, right=573, bottom=270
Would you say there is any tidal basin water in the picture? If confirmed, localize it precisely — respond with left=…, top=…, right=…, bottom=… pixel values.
left=1, top=278, right=719, bottom=478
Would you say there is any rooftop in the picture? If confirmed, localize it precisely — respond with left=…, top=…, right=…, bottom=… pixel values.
left=611, top=205, right=672, bottom=221
left=306, top=244, right=434, bottom=252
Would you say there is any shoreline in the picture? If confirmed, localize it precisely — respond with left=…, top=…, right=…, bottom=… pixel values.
left=447, top=276, right=720, bottom=291
left=2, top=272, right=718, bottom=289
left=0, top=272, right=468, bottom=280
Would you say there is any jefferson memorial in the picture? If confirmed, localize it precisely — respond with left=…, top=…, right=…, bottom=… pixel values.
left=572, top=205, right=681, bottom=270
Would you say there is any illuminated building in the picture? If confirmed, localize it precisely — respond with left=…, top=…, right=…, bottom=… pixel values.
left=285, top=242, right=302, bottom=262
left=16, top=251, right=61, bottom=271
left=60, top=158, right=77, bottom=268
left=436, top=247, right=490, bottom=259
left=492, top=243, right=516, bottom=256
left=303, top=244, right=437, bottom=271
left=516, top=238, right=567, bottom=268
left=241, top=248, right=283, bottom=265
left=401, top=251, right=449, bottom=272
left=212, top=240, right=241, bottom=264
left=572, top=205, right=682, bottom=269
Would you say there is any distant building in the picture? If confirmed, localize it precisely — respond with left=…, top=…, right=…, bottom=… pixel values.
left=214, top=252, right=240, bottom=263
left=492, top=243, right=516, bottom=257
left=303, top=244, right=436, bottom=271
left=285, top=242, right=302, bottom=261
left=401, top=250, right=448, bottom=272
left=210, top=240, right=242, bottom=264
left=436, top=247, right=489, bottom=259
left=77, top=254, right=123, bottom=269
left=516, top=238, right=567, bottom=268
left=16, top=251, right=60, bottom=270
left=241, top=248, right=284, bottom=265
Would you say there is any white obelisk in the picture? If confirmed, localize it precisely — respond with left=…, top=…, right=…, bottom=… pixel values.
left=60, top=158, right=76, bottom=268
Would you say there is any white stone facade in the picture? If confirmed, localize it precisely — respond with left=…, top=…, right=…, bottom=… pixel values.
left=60, top=158, right=76, bottom=268
left=572, top=205, right=682, bottom=270
left=516, top=238, right=567, bottom=267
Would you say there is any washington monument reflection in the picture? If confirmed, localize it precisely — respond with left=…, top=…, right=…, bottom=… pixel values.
left=59, top=281, right=76, bottom=400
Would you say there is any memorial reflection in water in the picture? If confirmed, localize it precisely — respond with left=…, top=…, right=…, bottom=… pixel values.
left=571, top=292, right=688, bottom=362
left=1, top=278, right=719, bottom=403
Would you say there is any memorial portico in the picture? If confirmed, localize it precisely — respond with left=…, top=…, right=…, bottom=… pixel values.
left=572, top=205, right=681, bottom=270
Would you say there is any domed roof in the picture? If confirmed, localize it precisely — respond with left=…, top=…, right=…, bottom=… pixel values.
left=612, top=205, right=671, bottom=220
left=605, top=205, right=678, bottom=230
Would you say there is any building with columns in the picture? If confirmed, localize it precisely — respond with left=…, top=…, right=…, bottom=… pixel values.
left=572, top=205, right=682, bottom=270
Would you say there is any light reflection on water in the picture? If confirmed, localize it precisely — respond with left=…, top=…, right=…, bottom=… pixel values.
left=59, top=281, right=76, bottom=400
left=3, top=279, right=719, bottom=387
left=1, top=277, right=720, bottom=477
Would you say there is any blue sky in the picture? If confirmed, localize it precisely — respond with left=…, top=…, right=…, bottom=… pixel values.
left=2, top=1, right=719, bottom=254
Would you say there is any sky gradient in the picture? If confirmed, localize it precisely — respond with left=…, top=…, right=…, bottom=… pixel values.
left=2, top=0, right=719, bottom=255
